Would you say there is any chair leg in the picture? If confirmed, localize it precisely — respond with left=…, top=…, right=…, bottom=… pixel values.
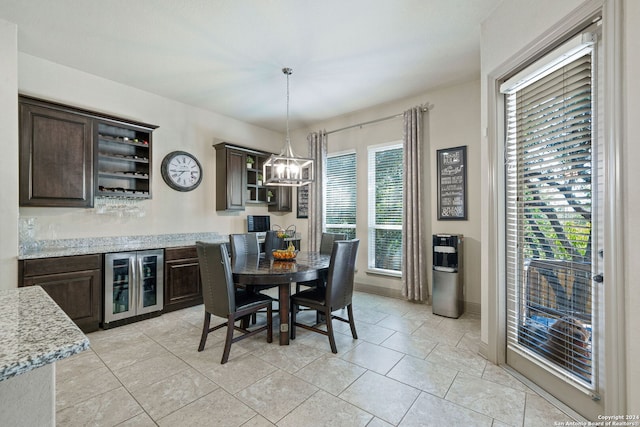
left=347, top=304, right=358, bottom=339
left=198, top=312, right=211, bottom=352
left=290, top=302, right=297, bottom=339
left=221, top=314, right=235, bottom=364
left=240, top=315, right=250, bottom=329
left=325, top=309, right=337, bottom=354
left=267, top=304, right=273, bottom=343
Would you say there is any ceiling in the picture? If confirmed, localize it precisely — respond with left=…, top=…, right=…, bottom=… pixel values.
left=0, top=0, right=502, bottom=132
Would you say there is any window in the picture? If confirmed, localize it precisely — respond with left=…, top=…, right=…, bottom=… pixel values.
left=368, top=142, right=403, bottom=272
left=324, top=151, right=356, bottom=239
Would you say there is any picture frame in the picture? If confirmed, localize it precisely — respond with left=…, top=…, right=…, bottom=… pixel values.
left=297, top=185, right=308, bottom=218
left=297, top=168, right=309, bottom=218
left=437, top=145, right=467, bottom=220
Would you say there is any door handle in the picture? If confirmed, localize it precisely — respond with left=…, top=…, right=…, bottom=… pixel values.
left=593, top=274, right=604, bottom=283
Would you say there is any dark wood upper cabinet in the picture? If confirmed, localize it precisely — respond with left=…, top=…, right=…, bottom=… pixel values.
left=215, top=143, right=247, bottom=211
left=95, top=121, right=153, bottom=198
left=268, top=186, right=292, bottom=212
left=19, top=99, right=94, bottom=207
left=19, top=95, right=157, bottom=207
left=214, top=142, right=291, bottom=212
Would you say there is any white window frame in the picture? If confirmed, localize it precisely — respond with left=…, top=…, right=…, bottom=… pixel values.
left=367, top=141, right=403, bottom=275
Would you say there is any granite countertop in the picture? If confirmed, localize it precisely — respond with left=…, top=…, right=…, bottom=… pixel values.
left=0, top=286, right=89, bottom=382
left=18, top=232, right=226, bottom=260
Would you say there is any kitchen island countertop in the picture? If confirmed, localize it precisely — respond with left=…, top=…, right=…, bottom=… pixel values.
left=0, top=286, right=89, bottom=382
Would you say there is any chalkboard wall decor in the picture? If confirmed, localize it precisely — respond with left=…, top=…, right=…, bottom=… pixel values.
left=437, top=146, right=467, bottom=220
left=297, top=185, right=308, bottom=218
left=297, top=167, right=310, bottom=218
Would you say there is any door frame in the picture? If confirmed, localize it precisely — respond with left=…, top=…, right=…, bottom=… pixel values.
left=484, top=0, right=625, bottom=418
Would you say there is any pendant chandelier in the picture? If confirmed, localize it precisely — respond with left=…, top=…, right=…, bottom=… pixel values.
left=263, top=67, right=314, bottom=187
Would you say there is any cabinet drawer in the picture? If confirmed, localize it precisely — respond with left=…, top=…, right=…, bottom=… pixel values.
left=164, top=246, right=197, bottom=261
left=21, top=254, right=102, bottom=278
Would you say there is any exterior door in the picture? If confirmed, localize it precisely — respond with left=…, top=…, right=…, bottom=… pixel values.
left=501, top=26, right=604, bottom=419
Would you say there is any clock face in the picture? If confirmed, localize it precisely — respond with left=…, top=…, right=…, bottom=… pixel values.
left=161, top=151, right=203, bottom=191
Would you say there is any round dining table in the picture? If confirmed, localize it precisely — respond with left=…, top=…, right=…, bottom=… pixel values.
left=231, top=251, right=330, bottom=345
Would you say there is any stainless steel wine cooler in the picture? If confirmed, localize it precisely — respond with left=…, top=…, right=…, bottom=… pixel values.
left=104, top=249, right=164, bottom=326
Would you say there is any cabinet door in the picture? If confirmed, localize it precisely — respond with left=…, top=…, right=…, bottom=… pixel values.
left=268, top=186, right=292, bottom=212
left=215, top=145, right=246, bottom=210
left=164, top=247, right=202, bottom=312
left=22, top=270, right=102, bottom=333
left=19, top=101, right=94, bottom=207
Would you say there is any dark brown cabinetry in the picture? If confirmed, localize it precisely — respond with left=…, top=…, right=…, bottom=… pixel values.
left=214, top=142, right=291, bottom=212
left=96, top=121, right=153, bottom=198
left=19, top=95, right=157, bottom=207
left=215, top=144, right=247, bottom=211
left=19, top=254, right=102, bottom=332
left=19, top=98, right=94, bottom=207
left=164, top=246, right=202, bottom=312
left=268, top=186, right=292, bottom=212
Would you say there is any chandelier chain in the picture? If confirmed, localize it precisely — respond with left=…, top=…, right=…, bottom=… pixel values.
left=283, top=67, right=292, bottom=146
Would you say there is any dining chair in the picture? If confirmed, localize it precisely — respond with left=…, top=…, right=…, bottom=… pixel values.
left=290, top=239, right=360, bottom=353
left=196, top=241, right=273, bottom=364
left=263, top=230, right=285, bottom=257
left=231, top=232, right=273, bottom=325
left=229, top=233, right=260, bottom=258
left=295, top=232, right=346, bottom=293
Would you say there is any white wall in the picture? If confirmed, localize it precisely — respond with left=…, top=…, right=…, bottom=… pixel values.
left=0, top=18, right=19, bottom=291
left=481, top=0, right=639, bottom=413
left=294, top=79, right=482, bottom=310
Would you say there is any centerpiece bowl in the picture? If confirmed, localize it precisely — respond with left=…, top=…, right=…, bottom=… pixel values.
left=272, top=249, right=298, bottom=261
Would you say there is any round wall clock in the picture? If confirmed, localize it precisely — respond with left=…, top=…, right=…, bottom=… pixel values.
left=161, top=150, right=203, bottom=192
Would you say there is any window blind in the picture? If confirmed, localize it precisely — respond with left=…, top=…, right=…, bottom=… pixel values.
left=368, top=143, right=403, bottom=272
left=325, top=152, right=356, bottom=239
left=504, top=49, right=594, bottom=386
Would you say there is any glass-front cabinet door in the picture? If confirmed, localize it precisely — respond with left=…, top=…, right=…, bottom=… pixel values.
left=137, top=250, right=164, bottom=315
left=105, top=252, right=137, bottom=323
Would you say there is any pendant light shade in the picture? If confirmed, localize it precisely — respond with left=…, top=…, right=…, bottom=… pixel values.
left=263, top=68, right=314, bottom=187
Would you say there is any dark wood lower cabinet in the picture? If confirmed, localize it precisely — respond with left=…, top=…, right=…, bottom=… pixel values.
left=164, top=246, right=203, bottom=312
left=19, top=254, right=102, bottom=332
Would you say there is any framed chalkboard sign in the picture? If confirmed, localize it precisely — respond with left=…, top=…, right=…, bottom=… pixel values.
left=297, top=186, right=308, bottom=218
left=297, top=169, right=309, bottom=218
left=437, top=145, right=467, bottom=220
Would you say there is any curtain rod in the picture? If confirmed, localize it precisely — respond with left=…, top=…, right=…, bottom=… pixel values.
left=325, top=103, right=433, bottom=135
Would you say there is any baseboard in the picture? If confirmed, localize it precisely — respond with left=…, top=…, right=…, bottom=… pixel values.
left=478, top=340, right=489, bottom=360
left=355, top=283, right=482, bottom=316
left=465, top=301, right=481, bottom=315
left=354, top=282, right=404, bottom=299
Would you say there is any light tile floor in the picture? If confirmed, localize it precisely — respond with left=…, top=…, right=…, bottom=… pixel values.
left=55, top=291, right=578, bottom=426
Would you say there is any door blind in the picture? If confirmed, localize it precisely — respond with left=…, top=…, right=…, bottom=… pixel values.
left=504, top=50, right=594, bottom=387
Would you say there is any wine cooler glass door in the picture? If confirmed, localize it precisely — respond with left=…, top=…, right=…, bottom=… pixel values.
left=137, top=249, right=164, bottom=315
left=104, top=252, right=137, bottom=323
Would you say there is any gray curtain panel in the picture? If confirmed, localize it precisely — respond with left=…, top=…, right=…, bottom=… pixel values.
left=402, top=107, right=427, bottom=301
left=307, top=130, right=327, bottom=251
